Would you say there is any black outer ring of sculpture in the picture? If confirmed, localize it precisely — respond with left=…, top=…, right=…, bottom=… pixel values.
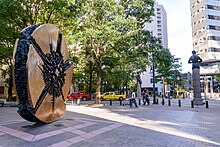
left=14, top=25, right=41, bottom=122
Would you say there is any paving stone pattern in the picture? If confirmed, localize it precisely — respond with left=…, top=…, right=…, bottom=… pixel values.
left=0, top=99, right=220, bottom=147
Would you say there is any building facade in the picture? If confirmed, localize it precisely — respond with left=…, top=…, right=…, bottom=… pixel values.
left=190, top=0, right=220, bottom=98
left=0, top=65, right=9, bottom=99
left=141, top=2, right=168, bottom=96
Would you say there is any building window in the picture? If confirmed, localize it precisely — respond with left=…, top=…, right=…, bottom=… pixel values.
left=209, top=25, right=220, bottom=31
left=207, top=5, right=220, bottom=11
left=0, top=86, right=4, bottom=94
left=208, top=47, right=220, bottom=52
left=208, top=36, right=220, bottom=41
left=150, top=78, right=158, bottom=83
left=208, top=15, right=220, bottom=21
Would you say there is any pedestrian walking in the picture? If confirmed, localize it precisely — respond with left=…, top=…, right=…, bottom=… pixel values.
left=146, top=93, right=150, bottom=105
left=130, top=90, right=137, bottom=107
left=143, top=93, right=150, bottom=105
left=142, top=91, right=146, bottom=105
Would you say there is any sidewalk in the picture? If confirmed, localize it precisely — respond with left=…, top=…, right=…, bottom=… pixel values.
left=0, top=99, right=220, bottom=147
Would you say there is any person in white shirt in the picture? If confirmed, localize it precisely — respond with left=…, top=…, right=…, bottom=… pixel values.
left=130, top=90, right=137, bottom=107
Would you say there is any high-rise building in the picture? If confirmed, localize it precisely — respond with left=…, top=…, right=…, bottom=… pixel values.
left=190, top=0, right=220, bottom=98
left=141, top=2, right=168, bottom=96
left=190, top=0, right=220, bottom=74
left=146, top=2, right=168, bottom=48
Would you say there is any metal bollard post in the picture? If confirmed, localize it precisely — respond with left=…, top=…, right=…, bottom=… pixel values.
left=139, top=99, right=141, bottom=105
left=162, top=99, right=165, bottom=105
left=110, top=99, right=112, bottom=106
left=191, top=100, right=194, bottom=108
left=120, top=99, right=122, bottom=106
left=178, top=99, right=181, bottom=107
left=156, top=99, right=159, bottom=104
left=206, top=101, right=209, bottom=109
left=168, top=99, right=171, bottom=106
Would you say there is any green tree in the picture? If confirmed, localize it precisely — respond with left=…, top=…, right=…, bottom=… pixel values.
left=0, top=0, right=75, bottom=100
left=155, top=47, right=174, bottom=80
left=71, top=0, right=155, bottom=104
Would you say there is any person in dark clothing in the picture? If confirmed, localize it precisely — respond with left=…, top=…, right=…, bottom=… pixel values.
left=142, top=91, right=146, bottom=104
left=144, top=93, right=150, bottom=105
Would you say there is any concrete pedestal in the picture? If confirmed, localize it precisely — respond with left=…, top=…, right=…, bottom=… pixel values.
left=137, top=83, right=141, bottom=99
left=192, top=69, right=203, bottom=105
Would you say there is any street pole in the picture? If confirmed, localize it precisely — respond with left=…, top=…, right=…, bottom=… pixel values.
left=162, top=77, right=166, bottom=98
left=204, top=75, right=207, bottom=101
left=153, top=61, right=156, bottom=104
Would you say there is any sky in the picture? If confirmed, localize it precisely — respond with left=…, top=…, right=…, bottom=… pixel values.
left=156, top=0, right=193, bottom=73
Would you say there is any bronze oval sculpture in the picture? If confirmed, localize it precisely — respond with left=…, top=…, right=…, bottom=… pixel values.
left=13, top=24, right=72, bottom=123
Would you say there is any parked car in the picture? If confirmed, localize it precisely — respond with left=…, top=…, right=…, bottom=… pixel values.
left=100, top=92, right=126, bottom=101
left=67, top=92, right=91, bottom=101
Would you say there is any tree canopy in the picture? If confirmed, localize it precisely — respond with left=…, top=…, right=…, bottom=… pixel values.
left=0, top=0, right=75, bottom=99
left=0, top=0, right=178, bottom=103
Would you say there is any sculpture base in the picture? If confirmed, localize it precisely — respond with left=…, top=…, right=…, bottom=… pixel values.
left=193, top=98, right=204, bottom=106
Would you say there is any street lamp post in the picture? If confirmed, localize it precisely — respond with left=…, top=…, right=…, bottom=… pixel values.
left=204, top=76, right=207, bottom=101
left=162, top=77, right=166, bottom=98
left=152, top=54, right=156, bottom=104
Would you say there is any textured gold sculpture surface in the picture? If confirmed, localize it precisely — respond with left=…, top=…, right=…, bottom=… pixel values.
left=13, top=24, right=72, bottom=123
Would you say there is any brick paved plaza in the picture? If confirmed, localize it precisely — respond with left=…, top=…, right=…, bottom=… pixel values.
left=0, top=99, right=220, bottom=147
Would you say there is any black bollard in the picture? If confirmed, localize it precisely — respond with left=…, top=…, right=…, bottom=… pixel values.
left=191, top=100, right=194, bottom=108
left=110, top=99, right=112, bottom=106
left=120, top=99, right=122, bottom=106
left=206, top=101, right=209, bottom=109
left=156, top=99, right=159, bottom=104
left=168, top=99, right=171, bottom=106
left=178, top=99, right=181, bottom=107
left=139, top=99, right=141, bottom=105
left=162, top=99, right=165, bottom=105
left=129, top=99, right=132, bottom=106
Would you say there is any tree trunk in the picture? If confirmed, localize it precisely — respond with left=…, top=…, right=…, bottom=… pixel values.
left=7, top=63, right=13, bottom=101
left=95, top=59, right=102, bottom=104
left=89, top=62, right=93, bottom=101
left=7, top=72, right=13, bottom=101
left=126, top=75, right=128, bottom=98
